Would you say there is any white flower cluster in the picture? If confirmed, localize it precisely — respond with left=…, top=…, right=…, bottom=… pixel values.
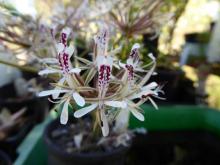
left=38, top=27, right=164, bottom=136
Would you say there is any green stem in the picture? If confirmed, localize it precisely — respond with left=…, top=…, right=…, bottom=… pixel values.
left=0, top=59, right=38, bottom=73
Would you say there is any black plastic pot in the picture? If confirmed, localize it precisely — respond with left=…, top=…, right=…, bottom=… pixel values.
left=149, top=68, right=196, bottom=104
left=44, top=119, right=130, bottom=165
left=129, top=131, right=220, bottom=165
left=0, top=82, right=49, bottom=123
left=0, top=150, right=12, bottom=165
left=0, top=120, right=34, bottom=161
left=0, top=82, right=49, bottom=160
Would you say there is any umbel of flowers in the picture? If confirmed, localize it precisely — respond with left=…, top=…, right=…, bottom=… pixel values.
left=38, top=27, right=164, bottom=137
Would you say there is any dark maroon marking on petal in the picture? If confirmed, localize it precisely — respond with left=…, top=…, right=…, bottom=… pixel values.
left=61, top=33, right=67, bottom=46
left=125, top=64, right=134, bottom=81
left=98, top=65, right=111, bottom=87
left=141, top=94, right=152, bottom=99
left=129, top=48, right=139, bottom=63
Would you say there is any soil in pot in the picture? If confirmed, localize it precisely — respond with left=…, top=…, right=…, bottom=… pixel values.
left=44, top=118, right=131, bottom=165
left=0, top=150, right=12, bottom=165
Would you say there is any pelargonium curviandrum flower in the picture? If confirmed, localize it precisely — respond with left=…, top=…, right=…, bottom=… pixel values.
left=38, top=27, right=164, bottom=137
left=38, top=27, right=86, bottom=124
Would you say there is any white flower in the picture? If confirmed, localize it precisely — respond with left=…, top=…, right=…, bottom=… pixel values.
left=38, top=88, right=85, bottom=107
left=74, top=100, right=127, bottom=137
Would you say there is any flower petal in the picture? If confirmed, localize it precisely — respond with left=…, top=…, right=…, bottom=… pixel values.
left=142, top=82, right=158, bottom=91
left=52, top=77, right=66, bottom=99
left=65, top=44, right=74, bottom=56
left=74, top=103, right=98, bottom=118
left=104, top=101, right=127, bottom=108
left=132, top=43, right=140, bottom=50
left=69, top=68, right=81, bottom=74
left=38, top=89, right=70, bottom=97
left=38, top=69, right=61, bottom=75
left=148, top=53, right=156, bottom=61
left=62, top=27, right=71, bottom=37
left=73, top=92, right=85, bottom=107
left=119, top=61, right=126, bottom=69
left=100, top=109, right=109, bottom=137
left=129, top=108, right=145, bottom=121
left=56, top=43, right=65, bottom=53
left=40, top=58, right=58, bottom=64
left=60, top=100, right=69, bottom=125
left=149, top=97, right=158, bottom=110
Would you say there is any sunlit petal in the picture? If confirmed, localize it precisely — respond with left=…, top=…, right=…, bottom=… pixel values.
left=60, top=100, right=69, bottom=125
left=52, top=77, right=66, bottom=99
left=73, top=92, right=85, bottom=107
left=38, top=89, right=70, bottom=97
left=69, top=68, right=81, bottom=74
left=65, top=44, right=74, bottom=56
left=104, top=101, right=127, bottom=108
left=149, top=97, right=158, bottom=110
left=129, top=108, right=145, bottom=121
left=38, top=69, right=61, bottom=75
left=132, top=43, right=140, bottom=50
left=56, top=43, right=65, bottom=53
left=40, top=58, right=58, bottom=64
left=74, top=103, right=98, bottom=118
left=119, top=61, right=126, bottom=68
left=142, top=82, right=158, bottom=91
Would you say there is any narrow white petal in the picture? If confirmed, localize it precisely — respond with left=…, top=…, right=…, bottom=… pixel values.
left=130, top=108, right=145, bottom=121
left=56, top=43, right=65, bottom=53
left=52, top=77, right=66, bottom=99
left=100, top=109, right=109, bottom=137
left=104, top=101, right=127, bottom=108
left=38, top=69, right=61, bottom=75
left=65, top=44, right=74, bottom=56
left=73, top=92, right=85, bottom=107
left=149, top=97, right=158, bottom=110
left=148, top=53, right=156, bottom=61
left=128, top=89, right=156, bottom=100
left=40, top=58, right=58, bottom=64
left=74, top=103, right=98, bottom=118
left=142, top=82, right=158, bottom=91
left=38, top=89, right=70, bottom=97
left=119, top=61, right=126, bottom=68
left=62, top=27, right=71, bottom=37
left=107, top=56, right=113, bottom=68
left=132, top=43, right=140, bottom=50
left=69, top=68, right=81, bottom=74
left=60, top=100, right=69, bottom=125
left=126, top=58, right=133, bottom=65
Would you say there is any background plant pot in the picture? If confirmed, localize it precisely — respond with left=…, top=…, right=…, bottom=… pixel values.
left=128, top=131, right=220, bottom=165
left=149, top=68, right=196, bottom=104
left=44, top=119, right=130, bottom=165
left=0, top=150, right=12, bottom=165
left=0, top=82, right=49, bottom=123
left=0, top=120, right=34, bottom=161
left=0, top=82, right=49, bottom=160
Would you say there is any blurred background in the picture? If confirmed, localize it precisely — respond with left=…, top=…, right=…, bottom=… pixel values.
left=0, top=0, right=220, bottom=165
